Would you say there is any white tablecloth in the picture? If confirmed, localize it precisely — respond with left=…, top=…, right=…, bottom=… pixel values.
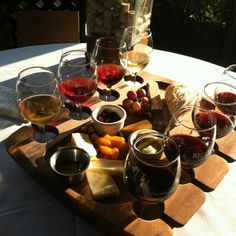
left=0, top=43, right=235, bottom=236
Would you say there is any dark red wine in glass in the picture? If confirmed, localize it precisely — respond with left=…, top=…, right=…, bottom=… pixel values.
left=204, top=81, right=236, bottom=131
left=195, top=110, right=234, bottom=139
left=124, top=130, right=181, bottom=220
left=165, top=105, right=216, bottom=169
left=215, top=91, right=236, bottom=116
left=170, top=134, right=208, bottom=169
left=97, top=64, right=125, bottom=87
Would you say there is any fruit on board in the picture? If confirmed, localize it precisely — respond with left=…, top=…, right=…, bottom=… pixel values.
left=94, top=134, right=129, bottom=159
left=122, top=87, right=150, bottom=115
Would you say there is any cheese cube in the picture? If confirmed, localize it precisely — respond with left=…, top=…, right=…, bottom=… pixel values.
left=71, top=133, right=97, bottom=157
left=86, top=170, right=120, bottom=200
left=89, top=159, right=124, bottom=177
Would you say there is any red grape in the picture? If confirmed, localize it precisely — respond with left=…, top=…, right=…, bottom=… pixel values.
left=137, top=88, right=146, bottom=98
left=140, top=96, right=149, bottom=104
left=127, top=90, right=137, bottom=100
left=132, top=101, right=142, bottom=112
left=122, top=98, right=133, bottom=109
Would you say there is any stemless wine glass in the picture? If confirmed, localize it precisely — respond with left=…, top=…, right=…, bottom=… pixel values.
left=124, top=129, right=181, bottom=220
left=165, top=105, right=216, bottom=169
left=120, top=26, right=153, bottom=85
left=204, top=81, right=236, bottom=134
left=221, top=64, right=236, bottom=85
left=16, top=66, right=62, bottom=143
left=92, top=36, right=127, bottom=101
left=58, top=50, right=97, bottom=120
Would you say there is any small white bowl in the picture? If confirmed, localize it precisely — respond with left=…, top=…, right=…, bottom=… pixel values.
left=91, top=104, right=127, bottom=136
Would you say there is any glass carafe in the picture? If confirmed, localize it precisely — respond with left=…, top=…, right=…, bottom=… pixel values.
left=86, top=0, right=154, bottom=52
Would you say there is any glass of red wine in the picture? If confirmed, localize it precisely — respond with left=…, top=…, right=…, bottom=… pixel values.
left=124, top=129, right=181, bottom=220
left=204, top=81, right=236, bottom=132
left=58, top=50, right=97, bottom=120
left=165, top=105, right=216, bottom=169
left=16, top=66, right=62, bottom=143
left=92, top=37, right=127, bottom=101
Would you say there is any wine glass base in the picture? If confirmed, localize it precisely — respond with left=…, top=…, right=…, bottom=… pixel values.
left=64, top=102, right=92, bottom=120
left=98, top=88, right=120, bottom=101
left=124, top=75, right=144, bottom=86
left=32, top=124, right=59, bottom=143
left=133, top=200, right=164, bottom=221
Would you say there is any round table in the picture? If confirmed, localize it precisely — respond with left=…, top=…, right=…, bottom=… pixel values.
left=0, top=43, right=235, bottom=236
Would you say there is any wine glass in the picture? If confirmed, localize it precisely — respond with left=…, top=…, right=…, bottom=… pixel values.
left=124, top=129, right=181, bottom=220
left=16, top=66, right=62, bottom=143
left=120, top=26, right=153, bottom=85
left=204, top=81, right=236, bottom=134
left=92, top=36, right=127, bottom=101
left=165, top=105, right=216, bottom=169
left=221, top=64, right=236, bottom=85
left=58, top=50, right=97, bottom=120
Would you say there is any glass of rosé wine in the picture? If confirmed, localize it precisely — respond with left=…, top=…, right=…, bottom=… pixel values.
left=92, top=37, right=127, bottom=101
left=120, top=26, right=153, bottom=85
left=16, top=66, right=62, bottom=143
left=204, top=81, right=236, bottom=135
left=58, top=50, right=97, bottom=120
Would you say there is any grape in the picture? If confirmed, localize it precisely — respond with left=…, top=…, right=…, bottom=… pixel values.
left=140, top=96, right=149, bottom=104
left=123, top=88, right=151, bottom=116
left=127, top=90, right=137, bottom=100
left=132, top=101, right=142, bottom=112
left=122, top=98, right=133, bottom=109
left=137, top=88, right=146, bottom=98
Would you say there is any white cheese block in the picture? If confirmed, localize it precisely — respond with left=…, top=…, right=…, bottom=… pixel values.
left=89, top=159, right=125, bottom=177
left=86, top=170, right=120, bottom=200
left=71, top=133, right=97, bottom=157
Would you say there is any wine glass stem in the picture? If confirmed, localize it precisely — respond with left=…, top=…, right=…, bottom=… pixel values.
left=106, top=87, right=112, bottom=100
left=76, top=104, right=83, bottom=119
left=37, top=124, right=46, bottom=143
left=131, top=72, right=137, bottom=83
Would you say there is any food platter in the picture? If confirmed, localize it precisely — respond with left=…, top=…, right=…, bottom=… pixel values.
left=5, top=72, right=235, bottom=236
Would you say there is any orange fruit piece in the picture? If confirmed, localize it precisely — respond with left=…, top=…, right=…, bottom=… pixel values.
left=98, top=145, right=120, bottom=159
left=104, top=134, right=125, bottom=145
left=104, top=134, right=129, bottom=152
left=95, top=137, right=112, bottom=147
left=116, top=141, right=129, bottom=152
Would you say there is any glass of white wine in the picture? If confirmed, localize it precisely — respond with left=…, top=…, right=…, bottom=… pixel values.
left=16, top=66, right=62, bottom=143
left=121, top=26, right=153, bottom=85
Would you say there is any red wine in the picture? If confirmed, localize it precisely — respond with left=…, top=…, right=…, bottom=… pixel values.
left=170, top=134, right=208, bottom=169
left=19, top=94, right=61, bottom=125
left=215, top=91, right=236, bottom=116
left=97, top=64, right=125, bottom=87
left=59, top=77, right=97, bottom=104
left=195, top=111, right=233, bottom=139
left=124, top=145, right=179, bottom=203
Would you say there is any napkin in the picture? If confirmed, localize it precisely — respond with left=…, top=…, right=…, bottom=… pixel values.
left=0, top=86, right=25, bottom=121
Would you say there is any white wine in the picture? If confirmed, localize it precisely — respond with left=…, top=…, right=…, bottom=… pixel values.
left=19, top=94, right=61, bottom=125
left=125, top=51, right=150, bottom=74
